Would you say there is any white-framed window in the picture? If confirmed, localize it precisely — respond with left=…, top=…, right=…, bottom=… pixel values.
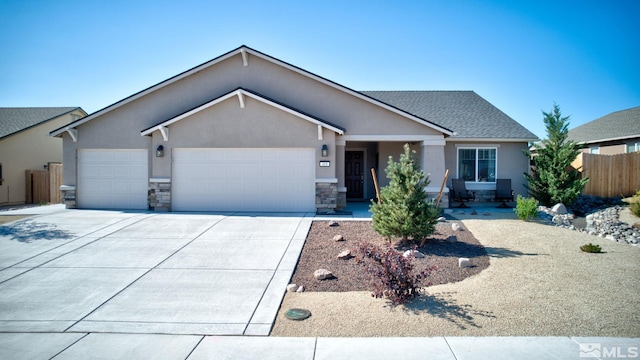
left=457, top=147, right=497, bottom=182
left=589, top=147, right=600, bottom=154
left=627, top=142, right=640, bottom=153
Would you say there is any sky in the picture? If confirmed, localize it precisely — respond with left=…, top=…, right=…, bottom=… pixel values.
left=1, top=0, right=638, bottom=140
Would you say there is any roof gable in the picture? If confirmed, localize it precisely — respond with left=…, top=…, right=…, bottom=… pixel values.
left=1, top=107, right=82, bottom=140
left=51, top=46, right=453, bottom=137
left=362, top=91, right=538, bottom=141
left=141, top=88, right=345, bottom=139
left=568, top=106, right=640, bottom=144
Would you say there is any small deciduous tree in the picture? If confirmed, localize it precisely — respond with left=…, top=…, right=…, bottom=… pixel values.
left=370, top=143, right=439, bottom=243
left=524, top=103, right=589, bottom=206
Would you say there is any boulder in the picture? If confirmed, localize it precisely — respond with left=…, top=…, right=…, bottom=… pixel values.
left=403, top=250, right=425, bottom=258
left=437, top=216, right=447, bottom=222
left=314, top=269, right=333, bottom=280
left=552, top=203, right=568, bottom=215
left=337, top=250, right=352, bottom=260
left=286, top=284, right=297, bottom=292
left=296, top=285, right=305, bottom=293
left=458, top=258, right=472, bottom=268
left=447, top=235, right=457, bottom=243
left=328, top=221, right=339, bottom=227
left=333, top=234, right=345, bottom=241
left=452, top=223, right=461, bottom=231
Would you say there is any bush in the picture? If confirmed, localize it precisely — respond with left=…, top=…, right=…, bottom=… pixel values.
left=580, top=243, right=602, bottom=253
left=630, top=191, right=640, bottom=218
left=514, top=195, right=539, bottom=221
left=353, top=241, right=435, bottom=306
left=370, top=144, right=439, bottom=244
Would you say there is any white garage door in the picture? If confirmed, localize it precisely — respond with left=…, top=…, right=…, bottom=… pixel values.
left=172, top=148, right=315, bottom=212
left=77, top=149, right=148, bottom=210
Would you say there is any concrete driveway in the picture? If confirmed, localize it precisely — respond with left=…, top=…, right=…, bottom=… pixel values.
left=0, top=208, right=312, bottom=337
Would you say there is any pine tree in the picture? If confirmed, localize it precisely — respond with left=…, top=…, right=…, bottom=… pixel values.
left=524, top=103, right=589, bottom=206
left=370, top=143, right=439, bottom=243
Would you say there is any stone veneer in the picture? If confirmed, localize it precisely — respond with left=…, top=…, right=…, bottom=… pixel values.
left=315, top=182, right=337, bottom=211
left=148, top=178, right=171, bottom=211
left=60, top=185, right=76, bottom=209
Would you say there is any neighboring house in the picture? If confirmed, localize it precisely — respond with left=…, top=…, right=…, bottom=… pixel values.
left=568, top=106, right=640, bottom=155
left=50, top=46, right=537, bottom=212
left=0, top=107, right=87, bottom=205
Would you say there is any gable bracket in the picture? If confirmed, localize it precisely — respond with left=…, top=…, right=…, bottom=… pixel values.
left=159, top=126, right=169, bottom=141
left=237, top=91, right=245, bottom=108
left=318, top=125, right=323, bottom=140
left=240, top=48, right=249, bottom=67
left=66, top=129, right=77, bottom=142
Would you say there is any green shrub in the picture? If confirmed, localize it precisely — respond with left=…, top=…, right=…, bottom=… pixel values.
left=630, top=190, right=640, bottom=217
left=370, top=144, right=439, bottom=244
left=514, top=195, right=539, bottom=221
left=580, top=243, right=602, bottom=253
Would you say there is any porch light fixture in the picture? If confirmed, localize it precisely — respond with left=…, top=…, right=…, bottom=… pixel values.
left=156, top=145, right=164, bottom=157
left=321, top=144, right=328, bottom=157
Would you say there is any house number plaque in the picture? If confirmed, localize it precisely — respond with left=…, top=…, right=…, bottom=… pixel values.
left=319, top=161, right=330, bottom=167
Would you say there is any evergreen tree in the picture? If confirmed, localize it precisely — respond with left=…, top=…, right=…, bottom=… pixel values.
left=370, top=144, right=439, bottom=243
left=524, top=103, right=589, bottom=206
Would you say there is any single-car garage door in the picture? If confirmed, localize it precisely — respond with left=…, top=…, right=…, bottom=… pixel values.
left=77, top=149, right=148, bottom=210
left=172, top=148, right=315, bottom=212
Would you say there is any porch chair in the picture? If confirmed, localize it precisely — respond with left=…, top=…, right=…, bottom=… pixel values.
left=450, top=179, right=475, bottom=208
left=495, top=178, right=515, bottom=208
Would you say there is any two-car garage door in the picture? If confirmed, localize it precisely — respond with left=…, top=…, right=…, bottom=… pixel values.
left=77, top=148, right=316, bottom=212
left=172, top=148, right=316, bottom=212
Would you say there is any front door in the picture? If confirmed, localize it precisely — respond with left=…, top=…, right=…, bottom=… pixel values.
left=345, top=151, right=364, bottom=198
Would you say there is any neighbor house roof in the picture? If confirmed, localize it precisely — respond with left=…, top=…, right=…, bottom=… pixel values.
left=51, top=45, right=454, bottom=138
left=0, top=107, right=82, bottom=140
left=362, top=91, right=538, bottom=141
left=567, top=106, right=640, bottom=144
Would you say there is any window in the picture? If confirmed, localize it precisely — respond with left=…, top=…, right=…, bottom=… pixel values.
left=457, top=148, right=496, bottom=182
left=589, top=147, right=600, bottom=154
left=627, top=142, right=640, bottom=153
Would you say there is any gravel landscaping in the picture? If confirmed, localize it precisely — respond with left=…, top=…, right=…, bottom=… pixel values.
left=271, top=213, right=640, bottom=337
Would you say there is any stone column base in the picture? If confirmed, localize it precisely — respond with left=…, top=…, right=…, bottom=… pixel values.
left=148, top=178, right=171, bottom=211
left=60, top=185, right=76, bottom=209
left=315, top=181, right=338, bottom=211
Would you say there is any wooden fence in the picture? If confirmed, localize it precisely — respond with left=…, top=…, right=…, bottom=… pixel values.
left=581, top=152, right=640, bottom=198
left=25, top=163, right=63, bottom=204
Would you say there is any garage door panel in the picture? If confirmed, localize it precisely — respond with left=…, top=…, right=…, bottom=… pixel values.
left=173, top=148, right=315, bottom=212
left=78, top=149, right=148, bottom=210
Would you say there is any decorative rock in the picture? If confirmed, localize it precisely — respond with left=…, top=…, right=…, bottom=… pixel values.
left=446, top=235, right=457, bottom=243
left=286, top=284, right=297, bottom=292
left=458, top=258, right=472, bottom=268
left=337, top=250, right=352, bottom=260
left=333, top=234, right=345, bottom=241
left=403, top=250, right=425, bottom=258
left=451, top=223, right=461, bottom=231
left=437, top=216, right=446, bottom=222
left=552, top=203, right=568, bottom=215
left=314, top=269, right=333, bottom=280
left=328, top=221, right=339, bottom=227
left=296, top=285, right=305, bottom=292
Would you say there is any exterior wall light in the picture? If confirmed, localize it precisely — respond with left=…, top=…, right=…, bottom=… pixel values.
left=321, top=144, right=328, bottom=157
left=156, top=145, right=164, bottom=157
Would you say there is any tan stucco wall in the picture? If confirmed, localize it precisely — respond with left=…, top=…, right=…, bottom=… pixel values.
left=150, top=96, right=336, bottom=179
left=62, top=50, right=443, bottom=186
left=444, top=141, right=530, bottom=198
left=0, top=111, right=84, bottom=204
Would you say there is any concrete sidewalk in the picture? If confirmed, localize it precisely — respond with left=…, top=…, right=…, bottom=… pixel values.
left=1, top=333, right=637, bottom=359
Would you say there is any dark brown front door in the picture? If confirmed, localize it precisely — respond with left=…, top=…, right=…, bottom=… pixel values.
left=345, top=151, right=364, bottom=198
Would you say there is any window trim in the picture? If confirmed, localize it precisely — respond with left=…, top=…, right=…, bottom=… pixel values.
left=589, top=146, right=600, bottom=154
left=456, top=147, right=498, bottom=183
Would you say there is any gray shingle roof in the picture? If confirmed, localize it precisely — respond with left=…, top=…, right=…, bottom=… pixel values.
left=0, top=107, right=79, bottom=140
left=568, top=106, right=640, bottom=143
left=362, top=91, right=538, bottom=140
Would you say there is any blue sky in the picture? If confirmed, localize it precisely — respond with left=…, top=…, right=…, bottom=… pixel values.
left=1, top=0, right=638, bottom=139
